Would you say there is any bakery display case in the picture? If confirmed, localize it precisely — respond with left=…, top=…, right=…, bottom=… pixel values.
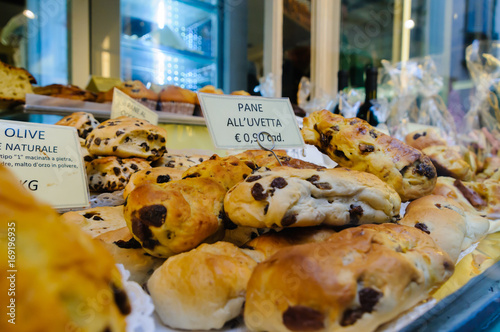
left=0, top=0, right=500, bottom=331
left=120, top=0, right=220, bottom=90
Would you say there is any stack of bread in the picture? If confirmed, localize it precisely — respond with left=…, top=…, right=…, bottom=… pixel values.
left=50, top=109, right=499, bottom=332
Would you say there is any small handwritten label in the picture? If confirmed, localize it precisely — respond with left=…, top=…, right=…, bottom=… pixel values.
left=198, top=93, right=304, bottom=149
left=0, top=120, right=89, bottom=209
left=111, top=88, right=159, bottom=125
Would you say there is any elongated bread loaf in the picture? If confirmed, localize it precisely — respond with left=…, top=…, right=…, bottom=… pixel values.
left=244, top=224, right=454, bottom=332
left=301, top=110, right=437, bottom=201
left=224, top=166, right=401, bottom=228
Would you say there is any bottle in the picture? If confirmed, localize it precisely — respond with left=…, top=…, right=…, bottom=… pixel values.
left=357, top=66, right=379, bottom=126
left=333, top=70, right=349, bottom=115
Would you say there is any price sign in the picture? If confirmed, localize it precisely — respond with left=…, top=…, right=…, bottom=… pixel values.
left=198, top=93, right=304, bottom=150
left=0, top=120, right=89, bottom=209
left=111, top=88, right=159, bottom=125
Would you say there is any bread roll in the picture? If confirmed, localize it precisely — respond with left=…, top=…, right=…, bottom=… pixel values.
left=224, top=166, right=401, bottom=228
left=244, top=224, right=454, bottom=332
left=399, top=195, right=489, bottom=262
left=55, top=111, right=100, bottom=139
left=85, top=116, right=167, bottom=161
left=148, top=241, right=258, bottom=330
left=182, top=154, right=253, bottom=190
left=123, top=178, right=226, bottom=257
left=86, top=156, right=151, bottom=192
left=60, top=205, right=127, bottom=238
left=422, top=145, right=473, bottom=181
left=0, top=165, right=129, bottom=332
left=433, top=176, right=500, bottom=220
left=405, top=128, right=447, bottom=150
left=244, top=227, right=336, bottom=259
left=301, top=110, right=437, bottom=201
left=151, top=153, right=209, bottom=170
left=95, top=227, right=164, bottom=284
left=234, top=149, right=323, bottom=170
left=123, top=167, right=183, bottom=198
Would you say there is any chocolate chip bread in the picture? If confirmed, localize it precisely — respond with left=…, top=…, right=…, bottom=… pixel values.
left=85, top=116, right=167, bottom=161
left=224, top=166, right=401, bottom=228
left=123, top=178, right=226, bottom=258
left=86, top=156, right=151, bottom=192
left=399, top=195, right=490, bottom=262
left=182, top=154, right=253, bottom=190
left=152, top=153, right=209, bottom=170
left=422, top=145, right=473, bottom=181
left=55, top=112, right=100, bottom=139
left=301, top=110, right=437, bottom=201
left=123, top=167, right=184, bottom=198
left=244, top=224, right=454, bottom=332
left=148, top=242, right=259, bottom=330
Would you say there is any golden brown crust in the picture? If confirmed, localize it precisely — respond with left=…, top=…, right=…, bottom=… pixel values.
left=399, top=195, right=489, bottom=262
left=0, top=60, right=35, bottom=104
left=244, top=227, right=337, bottom=259
left=152, top=153, right=210, bottom=170
left=195, top=85, right=223, bottom=104
left=405, top=128, right=447, bottom=150
left=123, top=178, right=226, bottom=257
left=0, top=165, right=128, bottom=332
left=422, top=145, right=473, bottom=181
left=123, top=167, right=183, bottom=198
left=86, top=156, right=151, bottom=192
left=182, top=154, right=254, bottom=190
left=224, top=166, right=401, bottom=228
left=231, top=90, right=251, bottom=96
left=148, top=241, right=258, bottom=330
left=244, top=224, right=454, bottom=332
left=433, top=176, right=500, bottom=220
left=98, top=80, right=158, bottom=102
left=85, top=116, right=168, bottom=161
left=159, top=85, right=197, bottom=103
left=234, top=149, right=323, bottom=170
left=60, top=205, right=127, bottom=238
left=34, top=84, right=97, bottom=101
left=301, top=110, right=437, bottom=201
left=55, top=111, right=100, bottom=139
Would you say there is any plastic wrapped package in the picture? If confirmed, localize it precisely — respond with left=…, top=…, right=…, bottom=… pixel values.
left=381, top=57, right=457, bottom=145
left=462, top=40, right=500, bottom=160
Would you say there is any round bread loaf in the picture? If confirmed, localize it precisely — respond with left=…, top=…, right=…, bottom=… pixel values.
left=123, top=178, right=226, bottom=257
left=86, top=156, right=151, bottom=192
left=244, top=224, right=454, bottom=332
left=234, top=149, right=323, bottom=170
left=301, top=110, right=437, bottom=201
left=85, top=116, right=167, bottom=161
left=405, top=128, right=447, bottom=150
left=224, top=166, right=401, bottom=228
left=148, top=241, right=258, bottom=330
left=0, top=165, right=129, bottom=332
left=60, top=205, right=127, bottom=238
left=55, top=111, right=100, bottom=139
left=244, top=227, right=337, bottom=259
left=422, top=145, right=473, bottom=181
left=152, top=153, right=209, bottom=170
left=123, top=167, right=183, bottom=198
left=182, top=154, right=253, bottom=190
left=95, top=227, right=164, bottom=285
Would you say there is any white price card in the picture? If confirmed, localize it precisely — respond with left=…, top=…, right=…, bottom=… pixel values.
left=111, top=88, right=159, bottom=125
left=198, top=93, right=305, bottom=150
left=0, top=120, right=90, bottom=210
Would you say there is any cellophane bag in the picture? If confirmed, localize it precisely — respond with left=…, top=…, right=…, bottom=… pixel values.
left=382, top=58, right=457, bottom=145
left=462, top=40, right=500, bottom=160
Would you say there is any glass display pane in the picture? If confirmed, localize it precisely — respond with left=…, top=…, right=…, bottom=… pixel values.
left=120, top=0, right=219, bottom=89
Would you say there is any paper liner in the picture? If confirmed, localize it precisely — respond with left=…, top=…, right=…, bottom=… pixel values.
left=160, top=101, right=195, bottom=115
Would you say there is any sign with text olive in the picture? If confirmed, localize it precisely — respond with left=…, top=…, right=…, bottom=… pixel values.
left=0, top=120, right=89, bottom=210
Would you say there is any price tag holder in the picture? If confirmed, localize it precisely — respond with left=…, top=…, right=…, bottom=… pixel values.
left=198, top=93, right=304, bottom=149
left=0, top=120, right=90, bottom=210
left=111, top=88, right=159, bottom=125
